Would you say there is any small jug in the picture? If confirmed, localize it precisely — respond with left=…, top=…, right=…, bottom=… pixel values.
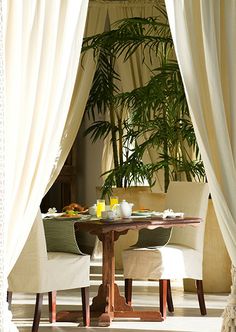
left=88, top=204, right=97, bottom=216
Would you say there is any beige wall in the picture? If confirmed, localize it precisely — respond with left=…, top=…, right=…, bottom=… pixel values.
left=77, top=115, right=104, bottom=207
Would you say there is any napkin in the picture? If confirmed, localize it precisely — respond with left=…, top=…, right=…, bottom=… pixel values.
left=163, top=209, right=184, bottom=219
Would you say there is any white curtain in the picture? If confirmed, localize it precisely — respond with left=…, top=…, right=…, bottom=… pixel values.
left=48, top=1, right=108, bottom=190
left=3, top=0, right=89, bottom=330
left=165, top=1, right=236, bottom=330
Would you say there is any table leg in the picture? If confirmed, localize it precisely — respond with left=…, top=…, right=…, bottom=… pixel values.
left=90, top=231, right=132, bottom=326
left=90, top=231, right=163, bottom=326
left=57, top=230, right=163, bottom=325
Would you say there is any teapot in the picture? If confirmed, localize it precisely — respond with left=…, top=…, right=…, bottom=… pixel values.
left=112, top=200, right=134, bottom=218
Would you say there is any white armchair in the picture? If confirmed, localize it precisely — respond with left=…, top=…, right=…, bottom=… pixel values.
left=7, top=211, right=90, bottom=331
left=122, top=181, right=209, bottom=318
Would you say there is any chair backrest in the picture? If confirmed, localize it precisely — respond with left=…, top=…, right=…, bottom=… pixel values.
left=166, top=181, right=209, bottom=252
left=137, top=192, right=166, bottom=211
left=8, top=212, right=87, bottom=293
left=43, top=218, right=84, bottom=255
left=8, top=211, right=48, bottom=291
left=134, top=192, right=171, bottom=248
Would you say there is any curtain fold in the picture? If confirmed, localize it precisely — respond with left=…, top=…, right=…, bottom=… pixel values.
left=46, top=2, right=108, bottom=192
left=1, top=1, right=8, bottom=330
left=4, top=1, right=89, bottom=330
left=165, top=1, right=236, bottom=330
left=5, top=0, right=89, bottom=275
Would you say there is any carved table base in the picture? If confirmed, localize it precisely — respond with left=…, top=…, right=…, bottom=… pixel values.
left=57, top=281, right=163, bottom=326
left=57, top=218, right=200, bottom=326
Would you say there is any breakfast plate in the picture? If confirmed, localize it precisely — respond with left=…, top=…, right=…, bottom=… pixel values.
left=132, top=210, right=154, bottom=217
left=77, top=209, right=89, bottom=214
left=150, top=211, right=164, bottom=217
left=54, top=214, right=82, bottom=220
left=43, top=212, right=64, bottom=219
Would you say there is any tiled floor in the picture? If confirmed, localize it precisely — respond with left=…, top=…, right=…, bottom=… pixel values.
left=10, top=260, right=228, bottom=332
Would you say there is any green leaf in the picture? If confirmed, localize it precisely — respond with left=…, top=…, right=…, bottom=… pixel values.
left=83, top=121, right=113, bottom=143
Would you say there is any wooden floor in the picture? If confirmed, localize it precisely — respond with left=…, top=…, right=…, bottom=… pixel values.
left=10, top=260, right=228, bottom=332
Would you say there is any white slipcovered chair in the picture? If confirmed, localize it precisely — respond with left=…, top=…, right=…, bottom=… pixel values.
left=7, top=211, right=90, bottom=331
left=123, top=181, right=209, bottom=318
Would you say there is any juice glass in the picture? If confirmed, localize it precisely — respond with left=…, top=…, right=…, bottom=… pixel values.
left=110, top=196, right=119, bottom=209
left=96, top=199, right=105, bottom=218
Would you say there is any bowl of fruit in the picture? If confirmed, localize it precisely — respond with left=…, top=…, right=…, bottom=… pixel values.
left=54, top=203, right=88, bottom=219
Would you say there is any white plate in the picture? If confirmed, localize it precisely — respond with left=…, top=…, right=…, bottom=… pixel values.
left=132, top=211, right=152, bottom=217
left=54, top=215, right=82, bottom=220
left=150, top=212, right=163, bottom=217
left=42, top=212, right=64, bottom=218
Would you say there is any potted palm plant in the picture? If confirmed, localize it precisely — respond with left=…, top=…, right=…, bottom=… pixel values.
left=80, top=6, right=231, bottom=286
left=82, top=4, right=205, bottom=197
left=118, top=59, right=206, bottom=192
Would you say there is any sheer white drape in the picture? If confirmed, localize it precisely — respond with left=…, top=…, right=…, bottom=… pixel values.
left=165, top=1, right=236, bottom=330
left=48, top=2, right=108, bottom=191
left=5, top=0, right=89, bottom=275
left=0, top=1, right=6, bottom=330
left=4, top=1, right=88, bottom=330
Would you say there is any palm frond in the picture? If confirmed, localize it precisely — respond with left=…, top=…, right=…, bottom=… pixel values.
left=82, top=5, right=205, bottom=194
left=85, top=50, right=120, bottom=119
left=83, top=121, right=114, bottom=143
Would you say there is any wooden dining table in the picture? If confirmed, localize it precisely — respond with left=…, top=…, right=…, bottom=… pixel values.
left=56, top=216, right=201, bottom=326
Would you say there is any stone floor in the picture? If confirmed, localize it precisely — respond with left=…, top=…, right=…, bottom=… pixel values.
left=10, top=260, right=228, bottom=332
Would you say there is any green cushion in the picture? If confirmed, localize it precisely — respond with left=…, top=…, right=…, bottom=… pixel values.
left=132, top=227, right=172, bottom=248
left=43, top=219, right=84, bottom=255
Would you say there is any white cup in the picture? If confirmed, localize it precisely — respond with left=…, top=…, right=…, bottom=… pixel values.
left=101, top=211, right=108, bottom=219
left=101, top=210, right=115, bottom=220
left=107, top=210, right=115, bottom=220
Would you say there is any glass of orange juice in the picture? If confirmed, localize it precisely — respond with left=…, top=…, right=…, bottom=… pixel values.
left=96, top=199, right=106, bottom=218
left=110, top=196, right=119, bottom=209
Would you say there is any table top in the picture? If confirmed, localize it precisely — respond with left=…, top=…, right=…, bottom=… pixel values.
left=73, top=216, right=201, bottom=235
